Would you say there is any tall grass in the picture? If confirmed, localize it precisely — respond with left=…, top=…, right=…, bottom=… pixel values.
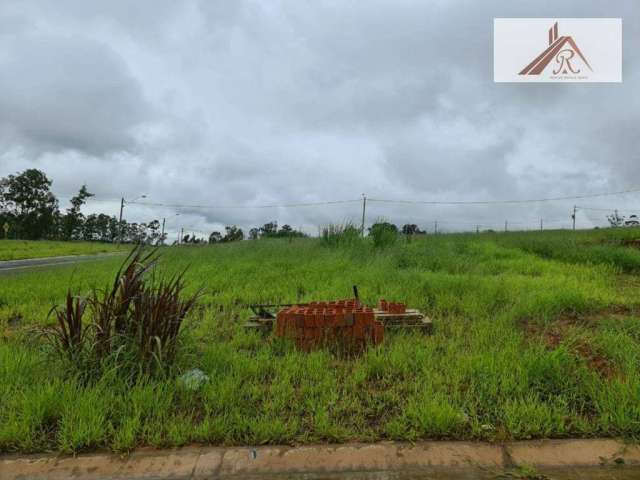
left=320, top=222, right=362, bottom=248
left=2, top=228, right=640, bottom=452
left=494, top=229, right=640, bottom=273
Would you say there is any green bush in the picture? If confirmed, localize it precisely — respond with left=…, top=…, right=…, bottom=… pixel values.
left=368, top=222, right=398, bottom=248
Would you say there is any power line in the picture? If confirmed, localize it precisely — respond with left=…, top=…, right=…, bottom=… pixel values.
left=368, top=187, right=640, bottom=206
left=576, top=205, right=639, bottom=213
left=127, top=199, right=361, bottom=210
left=65, top=187, right=640, bottom=211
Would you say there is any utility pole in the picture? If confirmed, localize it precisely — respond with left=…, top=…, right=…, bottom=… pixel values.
left=360, top=194, right=367, bottom=237
left=117, top=194, right=146, bottom=245
left=161, top=218, right=166, bottom=245
left=434, top=220, right=438, bottom=235
left=117, top=197, right=125, bottom=245
left=476, top=225, right=479, bottom=234
left=572, top=205, right=577, bottom=231
left=540, top=218, right=543, bottom=231
left=505, top=220, right=508, bottom=232
left=179, top=227, right=184, bottom=245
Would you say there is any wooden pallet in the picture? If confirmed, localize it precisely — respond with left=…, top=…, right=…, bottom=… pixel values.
left=243, top=317, right=276, bottom=335
left=244, top=309, right=432, bottom=335
left=373, top=308, right=433, bottom=334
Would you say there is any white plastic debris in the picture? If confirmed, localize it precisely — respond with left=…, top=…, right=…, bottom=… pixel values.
left=178, top=368, right=209, bottom=390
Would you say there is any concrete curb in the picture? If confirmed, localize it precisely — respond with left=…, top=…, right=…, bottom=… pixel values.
left=2, top=439, right=639, bottom=479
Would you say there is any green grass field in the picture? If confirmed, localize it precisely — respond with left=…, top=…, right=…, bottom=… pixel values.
left=0, top=240, right=126, bottom=261
left=2, top=229, right=640, bottom=454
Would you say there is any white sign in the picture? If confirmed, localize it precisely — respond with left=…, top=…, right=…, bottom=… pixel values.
left=494, top=18, right=622, bottom=83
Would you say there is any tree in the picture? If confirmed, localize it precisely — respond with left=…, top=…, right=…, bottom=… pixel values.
left=1, top=169, right=59, bottom=239
left=401, top=224, right=424, bottom=235
left=248, top=227, right=260, bottom=240
left=259, top=221, right=278, bottom=237
left=209, top=231, right=222, bottom=244
left=62, top=184, right=94, bottom=240
left=276, top=224, right=305, bottom=238
left=83, top=213, right=117, bottom=242
left=279, top=224, right=293, bottom=234
left=146, top=220, right=161, bottom=245
left=607, top=211, right=625, bottom=227
left=0, top=177, right=11, bottom=237
left=222, top=225, right=244, bottom=242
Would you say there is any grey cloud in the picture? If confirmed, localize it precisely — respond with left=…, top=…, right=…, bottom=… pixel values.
left=0, top=0, right=638, bottom=234
left=0, top=34, right=150, bottom=155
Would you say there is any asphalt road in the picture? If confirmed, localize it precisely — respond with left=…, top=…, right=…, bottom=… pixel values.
left=0, top=252, right=125, bottom=276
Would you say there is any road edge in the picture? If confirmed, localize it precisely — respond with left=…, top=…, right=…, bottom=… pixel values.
left=2, top=439, right=640, bottom=479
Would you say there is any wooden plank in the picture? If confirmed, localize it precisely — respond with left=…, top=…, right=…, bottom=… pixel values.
left=385, top=319, right=433, bottom=334
left=243, top=320, right=273, bottom=335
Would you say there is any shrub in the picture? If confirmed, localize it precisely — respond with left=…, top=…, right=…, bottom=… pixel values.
left=42, top=247, right=201, bottom=380
left=368, top=221, right=398, bottom=248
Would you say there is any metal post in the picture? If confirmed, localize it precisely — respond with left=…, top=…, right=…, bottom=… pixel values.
left=117, top=197, right=124, bottom=245
left=572, top=205, right=576, bottom=231
left=360, top=194, right=367, bottom=237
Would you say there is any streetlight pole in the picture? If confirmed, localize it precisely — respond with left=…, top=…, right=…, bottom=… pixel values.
left=161, top=213, right=179, bottom=246
left=117, top=194, right=147, bottom=245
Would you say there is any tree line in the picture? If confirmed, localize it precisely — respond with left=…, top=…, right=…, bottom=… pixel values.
left=1, top=169, right=432, bottom=245
left=181, top=222, right=306, bottom=244
left=0, top=169, right=166, bottom=243
left=0, top=169, right=309, bottom=244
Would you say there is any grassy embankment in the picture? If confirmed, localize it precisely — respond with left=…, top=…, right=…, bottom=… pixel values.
left=2, top=228, right=640, bottom=453
left=0, top=240, right=126, bottom=261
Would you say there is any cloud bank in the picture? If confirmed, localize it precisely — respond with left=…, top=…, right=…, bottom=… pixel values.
left=0, top=0, right=637, bottom=235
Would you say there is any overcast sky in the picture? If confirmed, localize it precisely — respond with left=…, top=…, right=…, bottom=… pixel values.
left=0, top=1, right=638, bottom=237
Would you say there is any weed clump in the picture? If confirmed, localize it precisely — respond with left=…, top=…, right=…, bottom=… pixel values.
left=43, top=247, right=201, bottom=381
left=320, top=222, right=362, bottom=248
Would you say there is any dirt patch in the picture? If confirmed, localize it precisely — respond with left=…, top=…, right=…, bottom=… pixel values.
left=574, top=341, right=616, bottom=380
left=557, top=305, right=637, bottom=327
left=7, top=311, right=23, bottom=327
left=622, top=238, right=640, bottom=249
left=519, top=306, right=632, bottom=380
left=521, top=318, right=571, bottom=354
